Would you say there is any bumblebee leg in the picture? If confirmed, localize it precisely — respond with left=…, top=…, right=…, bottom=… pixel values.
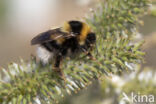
left=53, top=54, right=62, bottom=73
left=87, top=52, right=102, bottom=66
left=53, top=54, right=66, bottom=80
left=87, top=52, right=96, bottom=61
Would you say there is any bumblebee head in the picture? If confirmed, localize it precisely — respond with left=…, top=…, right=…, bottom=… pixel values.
left=86, top=32, right=96, bottom=44
left=81, top=32, right=96, bottom=51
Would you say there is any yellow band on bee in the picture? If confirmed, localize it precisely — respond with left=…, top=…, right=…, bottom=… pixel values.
left=62, top=22, right=71, bottom=33
left=50, top=34, right=65, bottom=44
left=78, top=23, right=91, bottom=45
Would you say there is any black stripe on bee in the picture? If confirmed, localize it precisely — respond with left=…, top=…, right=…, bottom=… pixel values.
left=41, top=41, right=61, bottom=52
left=69, top=21, right=83, bottom=35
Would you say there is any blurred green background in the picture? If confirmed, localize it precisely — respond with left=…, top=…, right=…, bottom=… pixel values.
left=0, top=0, right=156, bottom=104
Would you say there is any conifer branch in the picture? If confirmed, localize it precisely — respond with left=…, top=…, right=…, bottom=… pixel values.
left=0, top=0, right=150, bottom=104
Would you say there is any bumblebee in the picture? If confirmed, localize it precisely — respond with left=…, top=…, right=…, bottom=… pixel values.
left=31, top=20, right=96, bottom=76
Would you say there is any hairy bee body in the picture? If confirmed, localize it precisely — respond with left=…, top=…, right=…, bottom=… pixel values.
left=37, top=34, right=81, bottom=64
left=31, top=20, right=96, bottom=73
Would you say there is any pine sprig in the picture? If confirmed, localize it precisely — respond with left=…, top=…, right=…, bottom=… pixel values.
left=0, top=0, right=150, bottom=104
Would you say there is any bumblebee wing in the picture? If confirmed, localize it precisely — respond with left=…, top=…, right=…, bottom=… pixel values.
left=31, top=28, right=68, bottom=45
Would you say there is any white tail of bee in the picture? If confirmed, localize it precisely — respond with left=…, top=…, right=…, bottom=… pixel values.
left=37, top=46, right=53, bottom=64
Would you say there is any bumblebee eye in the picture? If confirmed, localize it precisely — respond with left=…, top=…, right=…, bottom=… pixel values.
left=86, top=33, right=96, bottom=44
